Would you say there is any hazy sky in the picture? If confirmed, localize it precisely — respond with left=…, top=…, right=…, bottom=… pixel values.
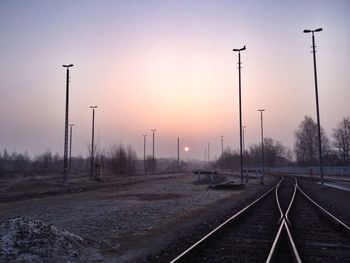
left=1, top=0, right=349, bottom=160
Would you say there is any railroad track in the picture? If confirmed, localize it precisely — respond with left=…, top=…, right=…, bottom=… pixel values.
left=170, top=176, right=350, bottom=262
left=288, top=185, right=350, bottom=262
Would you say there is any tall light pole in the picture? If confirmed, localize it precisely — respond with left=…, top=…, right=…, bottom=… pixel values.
left=242, top=126, right=246, bottom=154
left=68, top=124, right=74, bottom=178
left=233, top=45, right=246, bottom=184
left=62, top=64, right=73, bottom=185
left=90, top=106, right=98, bottom=179
left=303, top=27, right=324, bottom=186
left=143, top=135, right=147, bottom=173
left=258, top=109, right=265, bottom=178
left=151, top=129, right=156, bottom=173
left=220, top=136, right=224, bottom=158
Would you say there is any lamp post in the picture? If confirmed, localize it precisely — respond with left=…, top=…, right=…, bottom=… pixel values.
left=143, top=135, right=147, bottom=173
left=233, top=45, right=246, bottom=184
left=220, top=136, right=224, bottom=158
left=68, top=124, right=74, bottom=177
left=258, top=109, right=265, bottom=179
left=62, top=64, right=73, bottom=185
left=303, top=27, right=324, bottom=186
left=90, top=106, right=98, bottom=179
left=151, top=129, right=156, bottom=173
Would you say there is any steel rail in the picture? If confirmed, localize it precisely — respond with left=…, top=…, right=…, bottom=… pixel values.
left=170, top=177, right=283, bottom=263
left=265, top=218, right=302, bottom=263
left=297, top=184, right=350, bottom=232
left=284, top=219, right=302, bottom=263
left=285, top=177, right=298, bottom=225
left=266, top=218, right=285, bottom=263
left=275, top=177, right=284, bottom=223
left=266, top=176, right=301, bottom=263
left=270, top=176, right=350, bottom=263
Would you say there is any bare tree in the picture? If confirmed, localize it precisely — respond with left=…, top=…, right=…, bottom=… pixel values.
left=216, top=148, right=240, bottom=170
left=107, top=143, right=137, bottom=175
left=1, top=149, right=12, bottom=173
left=332, top=117, right=350, bottom=166
left=294, top=116, right=330, bottom=166
left=247, top=138, right=290, bottom=167
left=12, top=151, right=31, bottom=172
left=126, top=145, right=137, bottom=174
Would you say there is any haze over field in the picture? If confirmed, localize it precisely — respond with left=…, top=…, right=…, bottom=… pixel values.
left=0, top=0, right=349, bottom=160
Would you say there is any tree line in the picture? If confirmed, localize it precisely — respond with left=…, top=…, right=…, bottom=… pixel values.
left=216, top=116, right=350, bottom=169
left=294, top=116, right=350, bottom=166
left=1, top=116, right=349, bottom=176
left=215, top=138, right=292, bottom=170
left=0, top=143, right=139, bottom=177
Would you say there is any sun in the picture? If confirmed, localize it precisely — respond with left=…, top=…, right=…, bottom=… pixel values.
left=184, top=146, right=189, bottom=152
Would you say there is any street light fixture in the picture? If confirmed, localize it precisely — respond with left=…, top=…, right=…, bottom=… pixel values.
left=303, top=27, right=324, bottom=186
left=62, top=64, right=73, bottom=185
left=90, top=106, right=98, bottom=179
left=258, top=109, right=265, bottom=182
left=151, top=129, right=156, bottom=173
left=233, top=45, right=246, bottom=184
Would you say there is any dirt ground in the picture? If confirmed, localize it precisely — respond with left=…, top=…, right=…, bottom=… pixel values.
left=0, top=173, right=277, bottom=262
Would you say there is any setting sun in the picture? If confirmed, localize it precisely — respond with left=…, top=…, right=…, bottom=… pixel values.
left=184, top=147, right=189, bottom=152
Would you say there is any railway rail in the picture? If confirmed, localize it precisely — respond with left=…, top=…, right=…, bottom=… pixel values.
left=170, top=176, right=350, bottom=262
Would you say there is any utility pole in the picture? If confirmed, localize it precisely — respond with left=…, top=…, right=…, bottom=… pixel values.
left=303, top=27, right=324, bottom=186
left=90, top=106, right=98, bottom=179
left=233, top=46, right=246, bottom=184
left=62, top=64, right=73, bottom=186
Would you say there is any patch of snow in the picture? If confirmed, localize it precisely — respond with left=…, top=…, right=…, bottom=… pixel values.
left=0, top=217, right=102, bottom=263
